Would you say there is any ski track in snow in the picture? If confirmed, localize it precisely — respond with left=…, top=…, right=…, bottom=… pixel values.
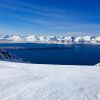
left=0, top=61, right=100, bottom=100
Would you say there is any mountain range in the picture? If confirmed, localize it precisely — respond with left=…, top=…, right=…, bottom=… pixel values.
left=0, top=34, right=100, bottom=44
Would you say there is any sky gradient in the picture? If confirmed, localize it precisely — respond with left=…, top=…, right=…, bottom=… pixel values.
left=0, top=0, right=100, bottom=36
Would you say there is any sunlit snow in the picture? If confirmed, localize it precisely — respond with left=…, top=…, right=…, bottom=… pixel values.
left=0, top=61, right=100, bottom=100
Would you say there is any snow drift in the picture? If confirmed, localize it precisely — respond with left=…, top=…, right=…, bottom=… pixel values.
left=0, top=61, right=100, bottom=100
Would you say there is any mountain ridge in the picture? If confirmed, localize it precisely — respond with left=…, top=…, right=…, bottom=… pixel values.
left=0, top=34, right=100, bottom=45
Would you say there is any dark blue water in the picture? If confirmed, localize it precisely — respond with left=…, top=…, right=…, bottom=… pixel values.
left=0, top=43, right=100, bottom=65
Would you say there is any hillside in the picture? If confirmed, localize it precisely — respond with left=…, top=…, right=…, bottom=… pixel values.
left=0, top=49, right=23, bottom=62
left=0, top=61, right=100, bottom=100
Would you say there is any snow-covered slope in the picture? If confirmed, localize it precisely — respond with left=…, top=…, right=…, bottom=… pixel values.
left=0, top=34, right=100, bottom=45
left=0, top=61, right=100, bottom=100
left=0, top=49, right=23, bottom=62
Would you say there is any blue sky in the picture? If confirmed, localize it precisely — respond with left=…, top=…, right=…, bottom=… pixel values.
left=0, top=0, right=100, bottom=36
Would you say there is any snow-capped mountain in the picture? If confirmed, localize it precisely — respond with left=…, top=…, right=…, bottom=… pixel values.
left=0, top=49, right=23, bottom=62
left=0, top=34, right=100, bottom=45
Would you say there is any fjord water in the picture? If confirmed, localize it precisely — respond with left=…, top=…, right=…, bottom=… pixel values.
left=0, top=43, right=100, bottom=65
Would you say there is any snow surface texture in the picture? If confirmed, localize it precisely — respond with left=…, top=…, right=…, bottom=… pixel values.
left=0, top=35, right=100, bottom=44
left=0, top=61, right=100, bottom=100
